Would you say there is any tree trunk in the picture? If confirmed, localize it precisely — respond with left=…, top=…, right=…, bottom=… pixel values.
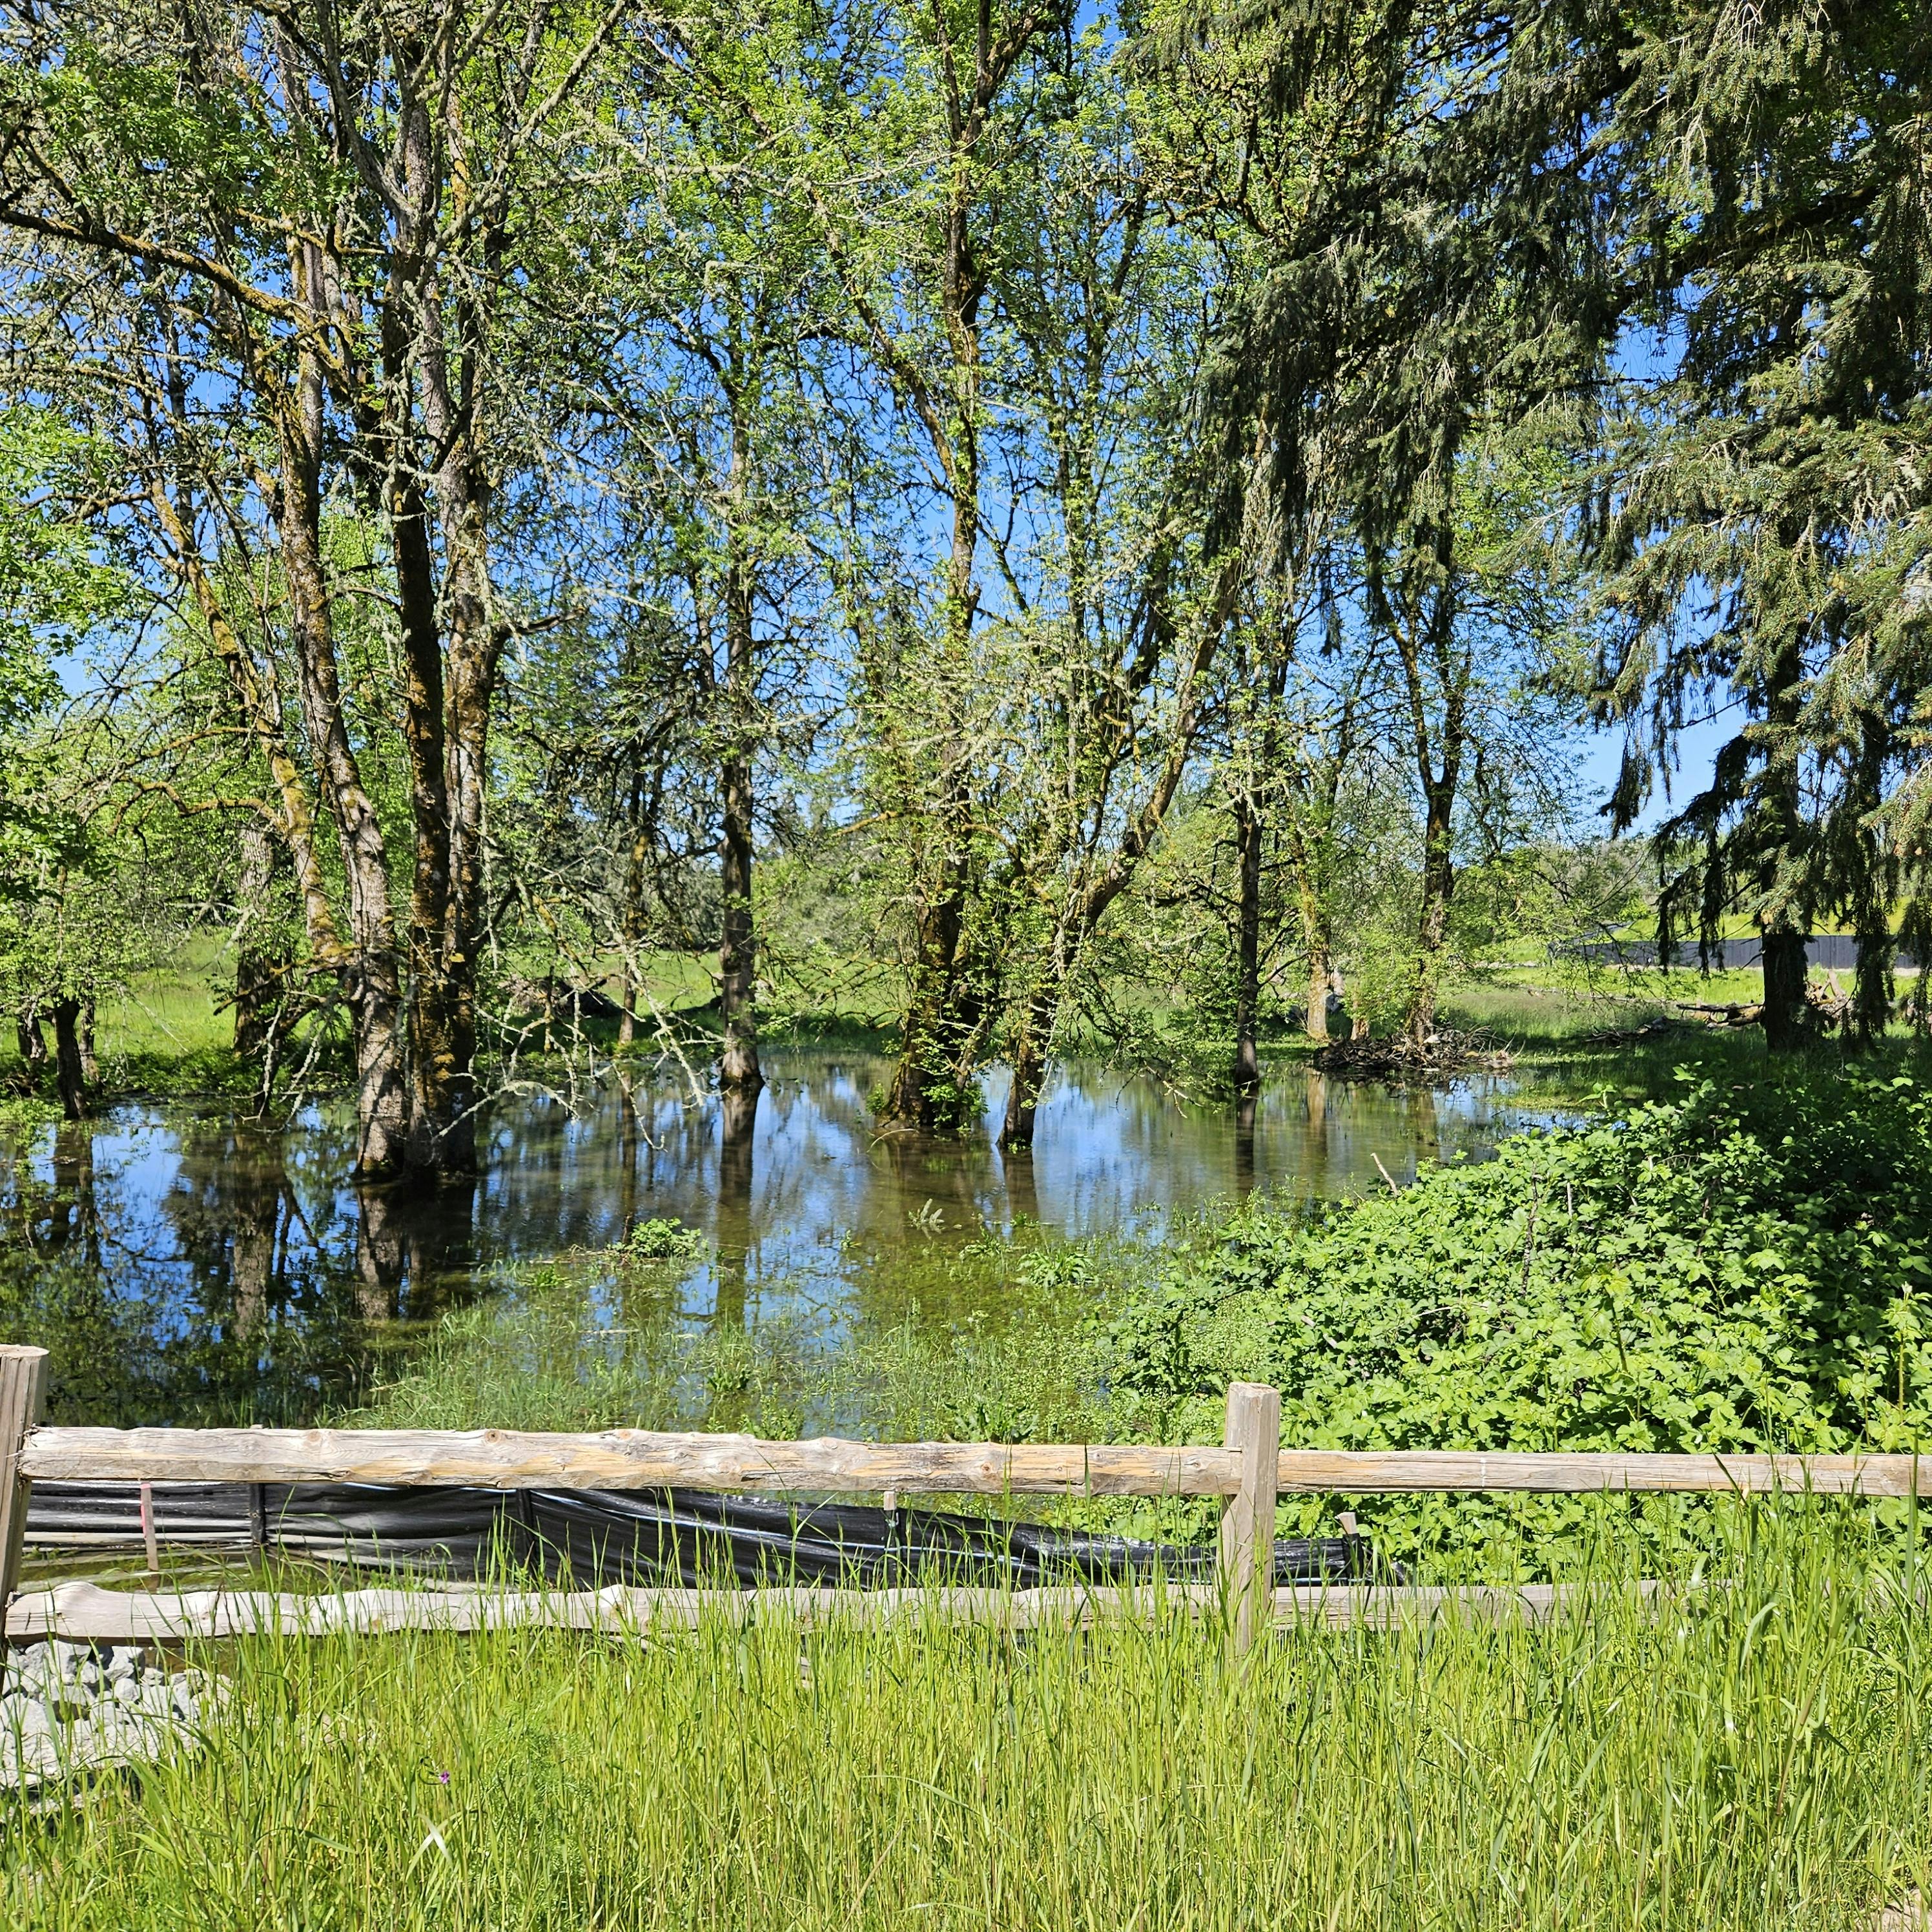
left=77, top=998, right=97, bottom=1086
left=883, top=887, right=971, bottom=1133
left=1000, top=987, right=1055, bottom=1151
left=1233, top=792, right=1263, bottom=1093
left=50, top=997, right=87, bottom=1122
left=16, top=1003, right=46, bottom=1079
left=1305, top=952, right=1331, bottom=1044
left=276, top=329, right=409, bottom=1180
left=232, top=819, right=287, bottom=1062
left=1407, top=785, right=1455, bottom=1044
left=617, top=779, right=646, bottom=1050
left=719, top=548, right=761, bottom=1094
left=1760, top=923, right=1811, bottom=1052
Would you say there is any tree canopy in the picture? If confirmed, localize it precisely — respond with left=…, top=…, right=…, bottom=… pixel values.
left=0, top=0, right=1920, bottom=1161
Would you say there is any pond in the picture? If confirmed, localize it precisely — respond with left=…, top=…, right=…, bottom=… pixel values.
left=0, top=1052, right=1550, bottom=1428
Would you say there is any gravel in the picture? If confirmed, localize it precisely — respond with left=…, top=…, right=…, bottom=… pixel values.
left=0, top=1640, right=220, bottom=1793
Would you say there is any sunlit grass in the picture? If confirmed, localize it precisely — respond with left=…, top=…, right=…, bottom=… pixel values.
left=5, top=1502, right=1929, bottom=1929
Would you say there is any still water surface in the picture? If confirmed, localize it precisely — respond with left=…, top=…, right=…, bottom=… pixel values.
left=0, top=1053, right=1548, bottom=1427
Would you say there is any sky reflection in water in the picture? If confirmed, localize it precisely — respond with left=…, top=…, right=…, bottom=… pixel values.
left=0, top=1053, right=1550, bottom=1426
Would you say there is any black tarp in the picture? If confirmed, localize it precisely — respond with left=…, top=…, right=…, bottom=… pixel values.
left=24, top=1480, right=1373, bottom=1588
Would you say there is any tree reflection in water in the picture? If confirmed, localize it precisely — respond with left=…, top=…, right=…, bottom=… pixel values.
left=0, top=1054, right=1541, bottom=1425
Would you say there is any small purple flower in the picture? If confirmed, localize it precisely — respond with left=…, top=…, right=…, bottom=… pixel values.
left=438, top=1771, right=450, bottom=1785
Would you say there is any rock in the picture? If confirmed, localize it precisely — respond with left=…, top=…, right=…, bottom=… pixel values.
left=8, top=1649, right=61, bottom=1697
left=0, top=1645, right=227, bottom=1793
left=6, top=1699, right=54, bottom=1739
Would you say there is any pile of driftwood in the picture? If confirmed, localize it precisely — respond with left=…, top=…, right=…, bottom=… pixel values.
left=1313, top=1029, right=1514, bottom=1079
left=1576, top=1014, right=1681, bottom=1047
left=502, top=974, right=628, bottom=1025
left=1670, top=976, right=1856, bottom=1034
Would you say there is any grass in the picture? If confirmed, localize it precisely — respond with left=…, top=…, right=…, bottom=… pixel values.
left=343, top=1242, right=1133, bottom=1488
left=2, top=922, right=1898, bottom=1112
left=6, top=1502, right=1932, bottom=1928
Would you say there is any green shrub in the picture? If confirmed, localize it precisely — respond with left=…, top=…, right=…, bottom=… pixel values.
left=1110, top=1070, right=1932, bottom=1561
left=621, top=1217, right=706, bottom=1262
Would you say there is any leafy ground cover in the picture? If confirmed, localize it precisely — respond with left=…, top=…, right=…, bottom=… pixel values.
left=5, top=1505, right=1931, bottom=1929
left=1114, top=1067, right=1932, bottom=1565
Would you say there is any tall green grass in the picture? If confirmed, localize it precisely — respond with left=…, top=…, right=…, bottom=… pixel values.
left=6, top=1502, right=1931, bottom=1929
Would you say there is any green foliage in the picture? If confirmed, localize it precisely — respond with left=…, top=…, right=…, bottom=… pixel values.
left=621, top=1218, right=707, bottom=1262
left=1111, top=1069, right=1932, bottom=1561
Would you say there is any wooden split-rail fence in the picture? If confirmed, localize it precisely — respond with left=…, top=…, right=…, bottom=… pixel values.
left=3, top=1346, right=1926, bottom=1649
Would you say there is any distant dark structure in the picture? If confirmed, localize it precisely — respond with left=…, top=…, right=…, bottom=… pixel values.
left=1561, top=935, right=1918, bottom=972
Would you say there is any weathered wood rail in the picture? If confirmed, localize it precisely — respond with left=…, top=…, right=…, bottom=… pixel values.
left=2, top=1346, right=1922, bottom=1649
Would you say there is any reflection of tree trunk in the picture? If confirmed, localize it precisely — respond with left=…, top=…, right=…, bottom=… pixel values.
left=52, top=998, right=88, bottom=1120
left=714, top=1085, right=759, bottom=1328
left=354, top=1190, right=404, bottom=1323
left=45, top=1122, right=96, bottom=1261
left=233, top=819, right=289, bottom=1062
left=1002, top=1142, right=1041, bottom=1229
left=615, top=1077, right=641, bottom=1236
left=229, top=1149, right=285, bottom=1342
left=1301, top=1069, right=1331, bottom=1193
left=1233, top=794, right=1263, bottom=1093
left=1234, top=1089, right=1257, bottom=1197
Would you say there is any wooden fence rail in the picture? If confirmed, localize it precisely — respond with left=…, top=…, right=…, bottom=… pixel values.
left=3, top=1345, right=1924, bottom=1650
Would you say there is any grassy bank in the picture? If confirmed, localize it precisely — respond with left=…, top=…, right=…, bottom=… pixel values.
left=6, top=1505, right=1931, bottom=1929
left=0, top=930, right=1871, bottom=1110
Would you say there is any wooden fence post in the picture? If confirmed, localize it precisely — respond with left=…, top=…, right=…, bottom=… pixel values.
left=1217, top=1381, right=1280, bottom=1655
left=0, top=1346, right=48, bottom=1625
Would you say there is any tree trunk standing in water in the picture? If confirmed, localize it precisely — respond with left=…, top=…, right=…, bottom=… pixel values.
left=774, top=2, right=1058, bottom=1134
left=1378, top=528, right=1468, bottom=1048
left=1232, top=792, right=1264, bottom=1094
left=616, top=778, right=648, bottom=1050
left=717, top=428, right=762, bottom=1096
left=50, top=997, right=87, bottom=1121
left=999, top=985, right=1056, bottom=1152
left=274, top=318, right=411, bottom=1179
left=719, top=745, right=759, bottom=1091
left=879, top=404, right=985, bottom=1134
left=1409, top=776, right=1458, bottom=1043
left=998, top=555, right=1244, bottom=1151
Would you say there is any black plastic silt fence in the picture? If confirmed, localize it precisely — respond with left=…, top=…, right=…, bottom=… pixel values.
left=21, top=1479, right=1374, bottom=1592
